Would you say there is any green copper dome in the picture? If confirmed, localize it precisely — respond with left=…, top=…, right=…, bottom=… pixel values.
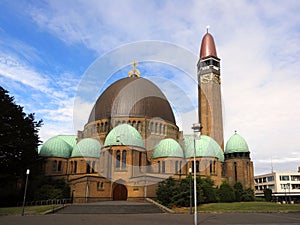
left=225, top=132, right=249, bottom=154
left=56, top=135, right=77, bottom=149
left=184, top=135, right=224, bottom=162
left=39, top=136, right=74, bottom=158
left=104, top=124, right=144, bottom=148
left=71, top=138, right=101, bottom=158
left=152, top=138, right=184, bottom=159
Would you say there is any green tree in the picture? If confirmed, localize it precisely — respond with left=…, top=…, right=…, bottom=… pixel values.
left=217, top=181, right=235, bottom=202
left=0, top=86, right=42, bottom=206
left=200, top=177, right=216, bottom=203
left=234, top=182, right=244, bottom=202
left=242, top=188, right=255, bottom=201
left=264, top=188, right=273, bottom=202
left=156, top=177, right=179, bottom=208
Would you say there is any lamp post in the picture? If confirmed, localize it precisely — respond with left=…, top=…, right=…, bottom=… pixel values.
left=189, top=167, right=192, bottom=215
left=192, top=123, right=201, bottom=225
left=21, top=169, right=30, bottom=216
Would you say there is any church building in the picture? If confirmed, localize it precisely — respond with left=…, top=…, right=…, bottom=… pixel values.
left=38, top=31, right=254, bottom=202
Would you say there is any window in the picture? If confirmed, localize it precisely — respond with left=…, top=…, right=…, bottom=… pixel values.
left=162, top=161, right=165, bottom=173
left=74, top=161, right=77, bottom=173
left=86, top=161, right=91, bottom=173
left=209, top=160, right=212, bottom=173
left=92, top=161, right=96, bottom=173
left=52, top=160, right=57, bottom=171
left=175, top=161, right=178, bottom=173
left=268, top=184, right=275, bottom=190
left=279, top=175, right=289, bottom=181
left=57, top=161, right=62, bottom=172
left=267, top=176, right=274, bottom=182
left=158, top=161, right=160, bottom=173
left=122, top=151, right=127, bottom=168
left=196, top=160, right=200, bottom=172
left=116, top=150, right=120, bottom=168
left=291, top=175, right=300, bottom=181
left=234, top=162, right=237, bottom=182
left=97, top=182, right=104, bottom=190
left=139, top=152, right=142, bottom=171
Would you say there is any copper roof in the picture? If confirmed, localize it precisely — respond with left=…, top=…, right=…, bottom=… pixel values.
left=200, top=32, right=218, bottom=59
left=88, top=77, right=176, bottom=124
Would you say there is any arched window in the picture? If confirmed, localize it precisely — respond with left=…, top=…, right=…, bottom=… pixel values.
left=158, top=161, right=161, bottom=173
left=70, top=161, right=73, bottom=174
left=101, top=122, right=104, bottom=132
left=132, top=120, right=136, bottom=128
left=105, top=122, right=109, bottom=132
left=86, top=161, right=91, bottom=173
left=175, top=161, right=178, bottom=174
left=150, top=122, right=153, bottom=132
left=116, top=150, right=120, bottom=168
left=122, top=120, right=126, bottom=124
left=139, top=152, right=142, bottom=171
left=162, top=161, right=166, bottom=173
left=52, top=160, right=57, bottom=172
left=74, top=161, right=77, bottom=173
left=209, top=160, right=213, bottom=173
left=213, top=161, right=216, bottom=173
left=155, top=123, right=158, bottom=134
left=92, top=161, right=96, bottom=173
left=234, top=162, right=238, bottom=182
left=58, top=161, right=62, bottom=172
left=196, top=160, right=200, bottom=172
left=159, top=124, right=162, bottom=134
left=122, top=151, right=127, bottom=168
left=137, top=121, right=141, bottom=132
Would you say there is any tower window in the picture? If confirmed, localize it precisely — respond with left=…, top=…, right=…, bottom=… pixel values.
left=234, top=162, right=237, bottom=182
left=58, top=161, right=62, bottom=172
left=74, top=161, right=77, bottom=173
left=162, top=161, right=166, bottom=173
left=116, top=150, right=121, bottom=168
left=86, top=161, right=91, bottom=173
left=122, top=150, right=127, bottom=168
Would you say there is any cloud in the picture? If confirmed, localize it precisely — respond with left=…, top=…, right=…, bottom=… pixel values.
left=4, top=0, right=299, bottom=174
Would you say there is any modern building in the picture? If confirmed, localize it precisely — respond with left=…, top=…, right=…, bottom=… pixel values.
left=38, top=31, right=254, bottom=202
left=254, top=169, right=300, bottom=203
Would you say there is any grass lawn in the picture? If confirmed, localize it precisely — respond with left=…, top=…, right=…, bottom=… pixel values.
left=174, top=202, right=300, bottom=213
left=0, top=205, right=62, bottom=216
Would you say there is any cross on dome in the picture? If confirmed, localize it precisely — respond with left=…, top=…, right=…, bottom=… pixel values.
left=128, top=60, right=141, bottom=77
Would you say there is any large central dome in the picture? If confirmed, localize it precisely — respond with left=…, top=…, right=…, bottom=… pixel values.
left=88, top=76, right=176, bottom=124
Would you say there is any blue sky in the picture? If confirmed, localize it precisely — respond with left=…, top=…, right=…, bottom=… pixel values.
left=1, top=0, right=300, bottom=175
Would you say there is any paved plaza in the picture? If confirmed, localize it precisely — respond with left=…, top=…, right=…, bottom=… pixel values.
left=1, top=212, right=300, bottom=225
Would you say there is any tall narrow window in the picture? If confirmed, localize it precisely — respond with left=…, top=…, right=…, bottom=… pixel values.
left=58, top=161, right=62, bottom=172
left=162, top=161, right=166, bottom=173
left=192, top=161, right=194, bottom=173
left=74, top=161, right=77, bottom=173
left=139, top=152, right=142, bottom=171
left=52, top=160, right=57, bottom=172
left=234, top=162, right=237, bottom=182
left=86, top=161, right=91, bottom=173
left=92, top=161, right=96, bottom=173
left=209, top=160, right=212, bottom=173
left=70, top=161, right=73, bottom=174
left=122, top=150, right=127, bottom=168
left=196, top=160, right=200, bottom=172
left=175, top=161, right=178, bottom=174
left=116, top=150, right=120, bottom=168
left=213, top=161, right=216, bottom=173
left=158, top=161, right=161, bottom=173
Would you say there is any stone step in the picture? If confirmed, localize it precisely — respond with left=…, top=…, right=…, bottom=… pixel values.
left=57, top=201, right=164, bottom=214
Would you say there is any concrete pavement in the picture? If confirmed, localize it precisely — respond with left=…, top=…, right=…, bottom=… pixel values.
left=1, top=212, right=300, bottom=225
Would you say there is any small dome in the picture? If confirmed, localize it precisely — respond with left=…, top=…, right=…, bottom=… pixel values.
left=184, top=135, right=224, bottom=162
left=225, top=132, right=249, bottom=154
left=56, top=135, right=77, bottom=148
left=39, top=136, right=74, bottom=158
left=71, top=138, right=101, bottom=158
left=152, top=138, right=184, bottom=159
left=104, top=124, right=144, bottom=148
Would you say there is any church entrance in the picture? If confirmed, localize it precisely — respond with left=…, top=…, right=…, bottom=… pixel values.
left=113, top=184, right=128, bottom=200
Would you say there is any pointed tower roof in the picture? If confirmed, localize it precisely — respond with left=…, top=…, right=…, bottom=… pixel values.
left=200, top=31, right=218, bottom=59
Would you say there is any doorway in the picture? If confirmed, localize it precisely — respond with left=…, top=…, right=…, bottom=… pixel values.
left=113, top=184, right=128, bottom=200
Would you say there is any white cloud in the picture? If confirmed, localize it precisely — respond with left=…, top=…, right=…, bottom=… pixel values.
left=8, top=0, right=299, bottom=174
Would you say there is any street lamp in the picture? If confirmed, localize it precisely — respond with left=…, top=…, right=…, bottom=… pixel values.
left=192, top=123, right=201, bottom=225
left=189, top=167, right=192, bottom=215
left=21, top=169, right=30, bottom=216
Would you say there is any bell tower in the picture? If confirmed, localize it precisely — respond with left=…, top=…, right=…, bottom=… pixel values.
left=197, top=29, right=224, bottom=149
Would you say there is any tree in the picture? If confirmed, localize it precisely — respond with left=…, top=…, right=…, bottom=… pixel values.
left=242, top=188, right=255, bottom=201
left=217, top=181, right=235, bottom=202
left=156, top=177, right=179, bottom=208
left=234, top=182, right=244, bottom=202
left=264, top=188, right=273, bottom=202
left=0, top=86, right=42, bottom=205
